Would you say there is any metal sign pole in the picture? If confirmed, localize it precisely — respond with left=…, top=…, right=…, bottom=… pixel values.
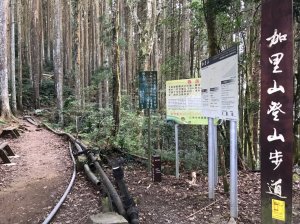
left=175, top=124, right=179, bottom=179
left=208, top=117, right=215, bottom=199
left=230, top=120, right=238, bottom=218
left=147, top=108, right=151, bottom=172
left=213, top=123, right=218, bottom=187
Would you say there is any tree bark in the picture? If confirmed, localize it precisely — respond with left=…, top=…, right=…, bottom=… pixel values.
left=182, top=0, right=190, bottom=79
left=10, top=0, right=17, bottom=114
left=30, top=0, right=42, bottom=109
left=72, top=0, right=82, bottom=109
left=203, top=0, right=218, bottom=57
left=17, top=0, right=23, bottom=110
left=53, top=0, right=64, bottom=126
left=111, top=0, right=121, bottom=137
left=0, top=0, right=12, bottom=119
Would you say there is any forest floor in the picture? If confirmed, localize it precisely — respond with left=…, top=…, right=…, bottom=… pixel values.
left=0, top=118, right=299, bottom=224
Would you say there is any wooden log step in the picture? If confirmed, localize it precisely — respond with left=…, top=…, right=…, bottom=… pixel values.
left=0, top=127, right=20, bottom=138
left=0, top=149, right=11, bottom=164
left=0, top=142, right=15, bottom=156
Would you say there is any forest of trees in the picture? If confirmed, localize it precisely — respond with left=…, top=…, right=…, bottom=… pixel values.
left=0, top=0, right=300, bottom=170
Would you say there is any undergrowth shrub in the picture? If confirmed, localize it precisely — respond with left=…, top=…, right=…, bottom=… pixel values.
left=53, top=93, right=209, bottom=172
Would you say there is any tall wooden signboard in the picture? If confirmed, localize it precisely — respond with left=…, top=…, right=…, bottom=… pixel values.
left=261, top=0, right=293, bottom=223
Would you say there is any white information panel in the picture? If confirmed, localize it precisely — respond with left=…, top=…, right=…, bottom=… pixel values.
left=200, top=46, right=239, bottom=120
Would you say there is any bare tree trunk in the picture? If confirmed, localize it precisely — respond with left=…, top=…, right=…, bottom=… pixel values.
left=294, top=22, right=300, bottom=164
left=103, top=0, right=110, bottom=109
left=17, top=0, right=23, bottom=110
left=204, top=0, right=218, bottom=57
left=0, top=0, right=12, bottom=119
left=30, top=0, right=42, bottom=109
left=40, top=0, right=44, bottom=67
left=53, top=0, right=64, bottom=126
left=84, top=1, right=89, bottom=90
left=10, top=0, right=17, bottom=114
left=118, top=0, right=126, bottom=93
left=46, top=0, right=51, bottom=62
left=80, top=5, right=85, bottom=106
left=182, top=0, right=190, bottom=79
left=125, top=3, right=132, bottom=99
left=73, top=0, right=82, bottom=108
left=137, top=0, right=155, bottom=71
left=111, top=0, right=121, bottom=137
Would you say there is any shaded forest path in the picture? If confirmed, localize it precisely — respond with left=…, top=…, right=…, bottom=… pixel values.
left=0, top=119, right=71, bottom=223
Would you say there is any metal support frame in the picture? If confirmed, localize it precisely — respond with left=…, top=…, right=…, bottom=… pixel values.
left=213, top=123, right=218, bottom=187
left=230, top=120, right=238, bottom=218
left=208, top=118, right=215, bottom=199
left=175, top=124, right=179, bottom=179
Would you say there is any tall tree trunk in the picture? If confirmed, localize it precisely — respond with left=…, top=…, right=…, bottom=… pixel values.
left=53, top=0, right=64, bottom=126
left=119, top=0, right=127, bottom=93
left=125, top=4, right=133, bottom=99
left=111, top=0, right=121, bottom=137
left=72, top=0, right=82, bottom=108
left=30, top=0, right=42, bottom=109
left=10, top=0, right=17, bottom=114
left=46, top=0, right=51, bottom=62
left=137, top=0, right=155, bottom=71
left=294, top=22, right=300, bottom=164
left=182, top=0, right=190, bottom=79
left=17, top=0, right=23, bottom=110
left=0, top=0, right=12, bottom=119
left=203, top=0, right=218, bottom=57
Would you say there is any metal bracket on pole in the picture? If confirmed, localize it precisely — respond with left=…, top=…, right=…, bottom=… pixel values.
left=208, top=118, right=215, bottom=199
left=175, top=124, right=179, bottom=179
left=230, top=120, right=238, bottom=218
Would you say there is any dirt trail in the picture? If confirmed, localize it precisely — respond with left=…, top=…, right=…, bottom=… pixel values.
left=0, top=120, right=71, bottom=224
left=1, top=119, right=299, bottom=224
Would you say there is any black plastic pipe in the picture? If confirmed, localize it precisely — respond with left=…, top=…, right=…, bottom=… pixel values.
left=84, top=164, right=101, bottom=186
left=42, top=142, right=76, bottom=224
left=113, top=166, right=139, bottom=224
left=86, top=152, right=126, bottom=217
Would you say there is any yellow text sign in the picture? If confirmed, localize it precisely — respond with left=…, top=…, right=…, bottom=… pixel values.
left=272, top=199, right=285, bottom=221
left=166, top=79, right=208, bottom=125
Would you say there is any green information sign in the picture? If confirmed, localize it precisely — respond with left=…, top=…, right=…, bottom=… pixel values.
left=139, top=71, right=157, bottom=109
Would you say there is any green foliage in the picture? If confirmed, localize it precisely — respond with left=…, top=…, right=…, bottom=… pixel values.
left=160, top=56, right=184, bottom=80
left=205, top=0, right=233, bottom=14
left=40, top=79, right=55, bottom=107
left=0, top=119, right=6, bottom=126
left=22, top=78, right=34, bottom=109
left=183, top=148, right=207, bottom=171
left=248, top=100, right=259, bottom=113
left=115, top=108, right=144, bottom=153
left=92, top=66, right=112, bottom=86
left=43, top=60, right=54, bottom=73
left=118, top=38, right=127, bottom=49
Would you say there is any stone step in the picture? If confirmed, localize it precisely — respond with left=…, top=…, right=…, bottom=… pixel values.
left=88, top=212, right=128, bottom=224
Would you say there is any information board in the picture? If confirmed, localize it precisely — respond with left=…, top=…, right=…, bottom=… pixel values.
left=166, top=78, right=208, bottom=125
left=139, top=71, right=157, bottom=109
left=260, top=0, right=293, bottom=223
left=200, top=46, right=239, bottom=120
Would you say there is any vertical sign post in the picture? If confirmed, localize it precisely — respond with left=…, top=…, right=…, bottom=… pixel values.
left=139, top=71, right=158, bottom=171
left=175, top=124, right=179, bottom=179
left=208, top=118, right=215, bottom=199
left=230, top=120, right=238, bottom=218
left=201, top=46, right=239, bottom=216
left=166, top=78, right=208, bottom=178
left=261, top=0, right=293, bottom=223
left=213, top=124, right=218, bottom=187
